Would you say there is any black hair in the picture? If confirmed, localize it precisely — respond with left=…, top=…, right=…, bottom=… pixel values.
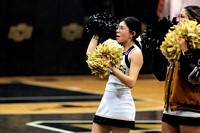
left=120, top=17, right=141, bottom=40
left=120, top=16, right=141, bottom=48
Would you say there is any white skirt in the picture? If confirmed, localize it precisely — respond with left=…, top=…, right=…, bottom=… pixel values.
left=93, top=89, right=135, bottom=129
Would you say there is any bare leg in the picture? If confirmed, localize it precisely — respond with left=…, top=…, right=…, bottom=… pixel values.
left=92, top=122, right=111, bottom=133
left=180, top=125, right=200, bottom=133
left=162, top=122, right=179, bottom=133
left=111, top=126, right=130, bottom=133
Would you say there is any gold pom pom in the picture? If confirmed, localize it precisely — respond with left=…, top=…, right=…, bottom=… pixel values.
left=86, top=39, right=124, bottom=79
left=160, top=20, right=200, bottom=61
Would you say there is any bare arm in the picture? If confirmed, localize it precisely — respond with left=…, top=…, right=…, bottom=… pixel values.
left=109, top=48, right=143, bottom=88
left=86, top=35, right=99, bottom=56
left=178, top=37, right=188, bottom=52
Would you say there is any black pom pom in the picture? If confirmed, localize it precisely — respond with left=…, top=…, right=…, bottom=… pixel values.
left=141, top=17, right=177, bottom=53
left=86, top=10, right=119, bottom=42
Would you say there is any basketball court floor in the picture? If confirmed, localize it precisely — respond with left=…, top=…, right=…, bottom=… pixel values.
left=0, top=74, right=165, bottom=133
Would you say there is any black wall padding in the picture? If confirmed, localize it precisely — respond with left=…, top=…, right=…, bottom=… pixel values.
left=0, top=0, right=86, bottom=76
left=6, top=0, right=34, bottom=75
left=33, top=0, right=60, bottom=75
left=0, top=0, right=7, bottom=75
left=58, top=0, right=86, bottom=74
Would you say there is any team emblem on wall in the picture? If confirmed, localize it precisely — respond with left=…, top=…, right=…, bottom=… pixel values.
left=61, top=23, right=83, bottom=41
left=8, top=23, right=33, bottom=42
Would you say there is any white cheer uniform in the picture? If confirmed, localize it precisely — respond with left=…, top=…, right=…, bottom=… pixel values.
left=93, top=44, right=140, bottom=129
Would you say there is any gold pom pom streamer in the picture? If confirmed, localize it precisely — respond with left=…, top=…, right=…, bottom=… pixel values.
left=160, top=20, right=200, bottom=61
left=86, top=39, right=124, bottom=79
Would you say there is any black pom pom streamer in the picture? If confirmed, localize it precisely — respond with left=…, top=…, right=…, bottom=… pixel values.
left=86, top=10, right=119, bottom=42
left=141, top=17, right=177, bottom=53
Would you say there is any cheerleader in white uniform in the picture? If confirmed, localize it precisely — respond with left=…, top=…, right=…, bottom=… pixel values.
left=86, top=16, right=143, bottom=133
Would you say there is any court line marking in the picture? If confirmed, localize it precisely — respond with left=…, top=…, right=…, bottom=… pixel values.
left=26, top=120, right=162, bottom=133
left=0, top=95, right=102, bottom=101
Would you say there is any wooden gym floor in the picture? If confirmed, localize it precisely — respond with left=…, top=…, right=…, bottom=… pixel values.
left=0, top=74, right=165, bottom=133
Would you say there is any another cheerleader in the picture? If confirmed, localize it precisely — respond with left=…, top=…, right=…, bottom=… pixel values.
left=152, top=5, right=200, bottom=133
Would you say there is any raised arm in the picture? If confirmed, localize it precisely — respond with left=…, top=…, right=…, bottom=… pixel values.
left=86, top=35, right=99, bottom=56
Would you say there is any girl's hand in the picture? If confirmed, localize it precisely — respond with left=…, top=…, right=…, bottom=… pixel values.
left=103, top=56, right=115, bottom=71
left=178, top=37, right=189, bottom=52
left=108, top=62, right=115, bottom=72
left=92, top=34, right=99, bottom=40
